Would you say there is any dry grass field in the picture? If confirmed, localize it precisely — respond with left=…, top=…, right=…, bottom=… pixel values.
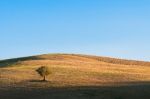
left=1, top=54, right=150, bottom=99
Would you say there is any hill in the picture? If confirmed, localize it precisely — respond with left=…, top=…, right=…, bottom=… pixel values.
left=1, top=53, right=150, bottom=99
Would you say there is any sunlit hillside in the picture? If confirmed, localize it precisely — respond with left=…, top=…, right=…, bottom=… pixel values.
left=1, top=54, right=150, bottom=99
left=1, top=53, right=150, bottom=86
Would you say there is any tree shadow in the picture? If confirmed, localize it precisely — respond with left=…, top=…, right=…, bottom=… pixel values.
left=29, top=80, right=50, bottom=83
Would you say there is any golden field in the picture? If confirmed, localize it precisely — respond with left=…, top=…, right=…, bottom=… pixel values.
left=1, top=54, right=150, bottom=99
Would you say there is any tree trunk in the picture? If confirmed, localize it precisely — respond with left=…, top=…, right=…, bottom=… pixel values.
left=43, top=76, right=46, bottom=81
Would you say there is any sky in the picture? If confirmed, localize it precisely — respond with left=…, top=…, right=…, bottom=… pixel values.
left=0, top=0, right=150, bottom=61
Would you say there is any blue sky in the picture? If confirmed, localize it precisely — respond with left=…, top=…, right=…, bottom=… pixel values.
left=0, top=0, right=150, bottom=61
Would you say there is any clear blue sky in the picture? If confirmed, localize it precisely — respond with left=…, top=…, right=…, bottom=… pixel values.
left=0, top=0, right=150, bottom=61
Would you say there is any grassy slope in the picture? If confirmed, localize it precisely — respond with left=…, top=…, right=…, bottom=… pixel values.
left=1, top=54, right=150, bottom=99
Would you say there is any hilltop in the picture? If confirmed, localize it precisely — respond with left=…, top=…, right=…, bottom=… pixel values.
left=1, top=53, right=150, bottom=67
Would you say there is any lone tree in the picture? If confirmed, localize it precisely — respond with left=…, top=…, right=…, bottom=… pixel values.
left=36, top=66, right=51, bottom=81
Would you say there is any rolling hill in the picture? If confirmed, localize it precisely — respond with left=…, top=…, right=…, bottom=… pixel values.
left=1, top=53, right=150, bottom=99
